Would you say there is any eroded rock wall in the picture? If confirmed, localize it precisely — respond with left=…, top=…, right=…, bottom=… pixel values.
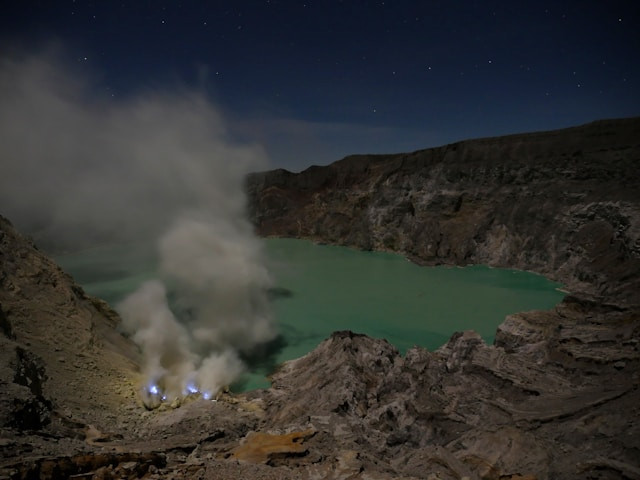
left=247, top=117, right=640, bottom=306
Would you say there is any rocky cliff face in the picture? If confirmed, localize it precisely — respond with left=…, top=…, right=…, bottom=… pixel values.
left=2, top=118, right=640, bottom=479
left=0, top=215, right=142, bottom=423
left=247, top=117, right=640, bottom=307
left=0, top=215, right=152, bottom=473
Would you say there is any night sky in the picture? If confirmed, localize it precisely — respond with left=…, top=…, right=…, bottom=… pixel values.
left=2, top=1, right=639, bottom=171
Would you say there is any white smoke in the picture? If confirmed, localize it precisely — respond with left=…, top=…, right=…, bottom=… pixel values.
left=117, top=280, right=197, bottom=401
left=0, top=48, right=277, bottom=405
left=120, top=214, right=276, bottom=403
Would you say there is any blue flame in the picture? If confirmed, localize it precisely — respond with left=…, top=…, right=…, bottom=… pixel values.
left=186, top=382, right=199, bottom=395
left=147, top=380, right=212, bottom=403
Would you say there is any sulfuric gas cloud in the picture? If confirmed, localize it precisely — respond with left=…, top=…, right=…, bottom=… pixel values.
left=0, top=49, right=277, bottom=405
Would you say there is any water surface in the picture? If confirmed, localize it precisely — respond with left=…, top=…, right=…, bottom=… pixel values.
left=56, top=238, right=564, bottom=390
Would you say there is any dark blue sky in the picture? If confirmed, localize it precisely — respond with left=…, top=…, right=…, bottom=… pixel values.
left=2, top=1, right=639, bottom=171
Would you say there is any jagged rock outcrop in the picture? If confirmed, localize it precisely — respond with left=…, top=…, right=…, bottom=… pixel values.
left=247, top=117, right=640, bottom=307
left=256, top=314, right=640, bottom=479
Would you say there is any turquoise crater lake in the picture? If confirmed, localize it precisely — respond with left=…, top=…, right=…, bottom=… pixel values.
left=56, top=238, right=564, bottom=390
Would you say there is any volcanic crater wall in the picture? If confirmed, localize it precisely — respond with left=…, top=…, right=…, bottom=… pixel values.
left=1, top=119, right=640, bottom=479
left=247, top=117, right=640, bottom=306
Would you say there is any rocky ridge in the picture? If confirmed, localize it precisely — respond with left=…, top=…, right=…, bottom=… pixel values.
left=1, top=117, right=640, bottom=479
left=247, top=117, right=640, bottom=307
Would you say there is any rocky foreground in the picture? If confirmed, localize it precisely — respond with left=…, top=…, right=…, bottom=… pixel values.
left=2, top=118, right=640, bottom=479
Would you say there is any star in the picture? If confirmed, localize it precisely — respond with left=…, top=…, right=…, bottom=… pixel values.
left=1, top=0, right=634, bottom=175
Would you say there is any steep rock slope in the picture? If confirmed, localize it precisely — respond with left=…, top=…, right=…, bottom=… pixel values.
left=247, top=117, right=640, bottom=306
left=0, top=215, right=148, bottom=471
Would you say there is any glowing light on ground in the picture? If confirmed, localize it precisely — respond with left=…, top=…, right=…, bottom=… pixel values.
left=185, top=382, right=199, bottom=395
left=144, top=380, right=216, bottom=407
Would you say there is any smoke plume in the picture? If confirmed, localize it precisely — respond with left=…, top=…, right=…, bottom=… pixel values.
left=0, top=49, right=277, bottom=405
